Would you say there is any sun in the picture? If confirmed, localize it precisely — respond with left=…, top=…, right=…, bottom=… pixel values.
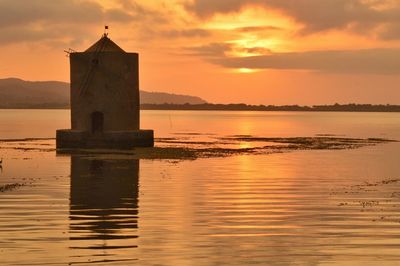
left=236, top=68, right=260, bottom=74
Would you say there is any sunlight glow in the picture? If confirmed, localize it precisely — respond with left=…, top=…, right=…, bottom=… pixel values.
left=201, top=7, right=293, bottom=57
left=227, top=38, right=278, bottom=57
left=236, top=68, right=260, bottom=74
left=203, top=7, right=291, bottom=30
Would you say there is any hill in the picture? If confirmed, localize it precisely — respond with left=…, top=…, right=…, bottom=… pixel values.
left=0, top=78, right=206, bottom=108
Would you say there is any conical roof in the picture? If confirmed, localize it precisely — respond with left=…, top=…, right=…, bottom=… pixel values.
left=85, top=35, right=125, bottom=52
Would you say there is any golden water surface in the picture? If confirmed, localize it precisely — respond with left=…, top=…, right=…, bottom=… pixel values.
left=0, top=110, right=400, bottom=265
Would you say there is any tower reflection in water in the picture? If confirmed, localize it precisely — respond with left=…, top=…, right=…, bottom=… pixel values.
left=69, top=156, right=139, bottom=261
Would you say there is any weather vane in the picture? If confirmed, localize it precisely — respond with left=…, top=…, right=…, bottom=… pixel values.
left=104, top=25, right=109, bottom=37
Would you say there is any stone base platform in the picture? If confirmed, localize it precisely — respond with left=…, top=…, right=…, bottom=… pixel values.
left=56, top=129, right=154, bottom=149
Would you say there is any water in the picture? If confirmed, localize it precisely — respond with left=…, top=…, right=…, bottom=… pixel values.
left=1, top=110, right=400, bottom=265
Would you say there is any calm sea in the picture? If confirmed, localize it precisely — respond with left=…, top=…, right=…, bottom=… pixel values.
left=1, top=110, right=400, bottom=265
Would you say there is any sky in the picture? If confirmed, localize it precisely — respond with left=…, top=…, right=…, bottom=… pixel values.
left=0, top=0, right=400, bottom=105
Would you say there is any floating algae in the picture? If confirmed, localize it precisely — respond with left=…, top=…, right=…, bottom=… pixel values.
left=219, top=136, right=396, bottom=150
left=0, top=136, right=396, bottom=160
left=0, top=183, right=25, bottom=193
left=331, top=177, right=400, bottom=223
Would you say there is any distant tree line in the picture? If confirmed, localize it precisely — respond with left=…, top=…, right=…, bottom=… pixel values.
left=2, top=103, right=400, bottom=112
left=140, top=103, right=400, bottom=112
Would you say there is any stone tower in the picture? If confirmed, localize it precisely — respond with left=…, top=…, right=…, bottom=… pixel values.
left=56, top=34, right=154, bottom=149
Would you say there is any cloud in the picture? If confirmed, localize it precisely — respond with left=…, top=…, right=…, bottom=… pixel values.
left=0, top=0, right=194, bottom=46
left=379, top=23, right=400, bottom=40
left=105, top=8, right=134, bottom=22
left=0, top=27, right=64, bottom=45
left=0, top=0, right=107, bottom=27
left=236, top=25, right=282, bottom=33
left=186, top=42, right=272, bottom=57
left=212, top=48, right=400, bottom=75
left=159, top=29, right=211, bottom=38
left=0, top=0, right=133, bottom=45
left=186, top=43, right=233, bottom=57
left=185, top=0, right=400, bottom=38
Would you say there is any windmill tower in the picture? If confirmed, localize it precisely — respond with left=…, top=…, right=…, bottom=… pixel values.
left=56, top=30, right=154, bottom=149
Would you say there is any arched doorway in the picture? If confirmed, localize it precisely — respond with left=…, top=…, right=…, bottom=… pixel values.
left=91, top=112, right=104, bottom=134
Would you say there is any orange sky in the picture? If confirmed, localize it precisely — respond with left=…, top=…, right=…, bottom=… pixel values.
left=0, top=0, right=400, bottom=105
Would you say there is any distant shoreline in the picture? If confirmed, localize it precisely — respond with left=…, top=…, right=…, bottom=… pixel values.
left=141, top=103, right=400, bottom=112
left=1, top=103, right=400, bottom=112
